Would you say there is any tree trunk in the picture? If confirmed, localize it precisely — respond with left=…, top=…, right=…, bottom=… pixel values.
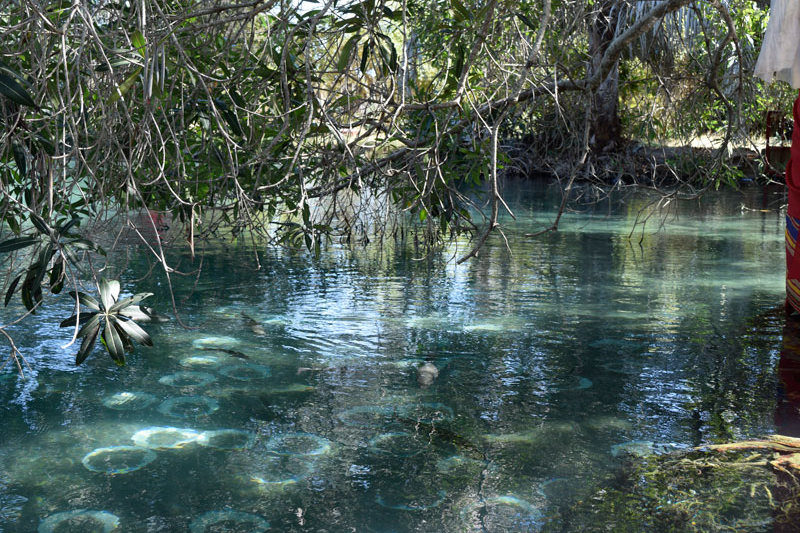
left=588, top=0, right=622, bottom=152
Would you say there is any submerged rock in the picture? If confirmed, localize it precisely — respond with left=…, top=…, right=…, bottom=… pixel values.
left=610, top=440, right=655, bottom=458
left=242, top=313, right=267, bottom=336
left=417, top=362, right=439, bottom=387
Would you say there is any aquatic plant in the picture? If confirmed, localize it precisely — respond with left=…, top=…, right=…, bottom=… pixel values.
left=368, top=432, right=430, bottom=458
left=81, top=445, right=157, bottom=474
left=250, top=455, right=316, bottom=487
left=158, top=371, right=217, bottom=388
left=192, top=336, right=241, bottom=350
left=189, top=510, right=269, bottom=533
left=561, top=447, right=781, bottom=531
left=131, top=427, right=204, bottom=449
left=266, top=432, right=332, bottom=456
left=38, top=509, right=120, bottom=533
left=337, top=405, right=399, bottom=429
left=179, top=355, right=224, bottom=368
left=101, top=391, right=158, bottom=411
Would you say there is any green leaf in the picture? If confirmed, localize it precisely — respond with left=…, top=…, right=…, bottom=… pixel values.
left=56, top=217, right=80, bottom=235
left=34, top=132, right=55, bottom=156
left=0, top=72, right=37, bottom=108
left=20, top=262, right=41, bottom=314
left=49, top=256, right=64, bottom=294
left=98, top=278, right=120, bottom=310
left=338, top=34, right=360, bottom=72
left=360, top=43, right=369, bottom=72
left=109, top=292, right=153, bottom=313
left=76, top=313, right=101, bottom=338
left=108, top=66, right=142, bottom=104
left=4, top=274, right=22, bottom=307
left=115, top=316, right=153, bottom=346
left=0, top=236, right=39, bottom=253
left=75, top=322, right=100, bottom=365
left=59, top=311, right=99, bottom=328
left=66, top=238, right=100, bottom=252
left=220, top=106, right=244, bottom=137
left=516, top=12, right=537, bottom=31
left=29, top=213, right=51, bottom=235
left=69, top=290, right=101, bottom=311
left=12, top=143, right=26, bottom=178
left=103, top=319, right=126, bottom=365
left=450, top=0, right=471, bottom=21
left=130, top=30, right=146, bottom=56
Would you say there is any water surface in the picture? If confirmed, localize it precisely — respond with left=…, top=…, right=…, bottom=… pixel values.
left=0, top=183, right=790, bottom=531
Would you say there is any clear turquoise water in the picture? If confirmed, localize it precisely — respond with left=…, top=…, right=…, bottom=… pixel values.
left=0, top=182, right=790, bottom=531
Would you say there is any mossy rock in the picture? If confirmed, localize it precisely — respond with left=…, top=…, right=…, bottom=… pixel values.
left=554, top=449, right=779, bottom=532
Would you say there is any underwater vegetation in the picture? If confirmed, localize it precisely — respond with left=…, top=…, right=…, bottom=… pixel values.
left=556, top=447, right=789, bottom=532
left=37, top=510, right=121, bottom=532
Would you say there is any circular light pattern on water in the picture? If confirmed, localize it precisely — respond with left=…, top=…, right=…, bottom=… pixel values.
left=158, top=371, right=217, bottom=388
left=368, top=432, right=428, bottom=457
left=218, top=364, right=271, bottom=381
left=337, top=405, right=398, bottom=428
left=250, top=455, right=316, bottom=487
left=101, top=391, right=158, bottom=411
left=158, top=396, right=219, bottom=418
left=180, top=355, right=224, bottom=368
left=192, top=336, right=241, bottom=349
left=131, top=427, right=204, bottom=449
left=38, top=509, right=120, bottom=533
left=460, top=495, right=543, bottom=532
left=81, top=446, right=157, bottom=475
left=399, top=403, right=455, bottom=424
left=266, top=432, right=331, bottom=456
left=189, top=510, right=269, bottom=533
left=198, top=429, right=256, bottom=450
left=436, top=455, right=488, bottom=474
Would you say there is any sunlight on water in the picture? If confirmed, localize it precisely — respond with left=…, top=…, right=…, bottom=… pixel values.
left=0, top=184, right=791, bottom=531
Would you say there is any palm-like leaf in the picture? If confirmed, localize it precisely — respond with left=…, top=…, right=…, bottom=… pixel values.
left=61, top=279, right=155, bottom=366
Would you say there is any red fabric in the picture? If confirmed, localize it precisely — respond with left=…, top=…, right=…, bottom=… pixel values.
left=786, top=92, right=800, bottom=315
left=788, top=91, right=800, bottom=217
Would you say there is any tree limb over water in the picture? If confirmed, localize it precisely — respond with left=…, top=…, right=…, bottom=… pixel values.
left=0, top=0, right=780, bottom=366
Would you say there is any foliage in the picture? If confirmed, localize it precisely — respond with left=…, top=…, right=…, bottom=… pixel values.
left=0, top=0, right=786, bottom=368
left=557, top=449, right=780, bottom=532
left=59, top=279, right=153, bottom=366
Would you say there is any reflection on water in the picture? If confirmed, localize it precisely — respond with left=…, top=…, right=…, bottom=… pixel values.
left=0, top=183, right=792, bottom=530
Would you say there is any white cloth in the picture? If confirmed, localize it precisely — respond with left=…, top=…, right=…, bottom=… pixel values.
left=755, top=0, right=800, bottom=88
